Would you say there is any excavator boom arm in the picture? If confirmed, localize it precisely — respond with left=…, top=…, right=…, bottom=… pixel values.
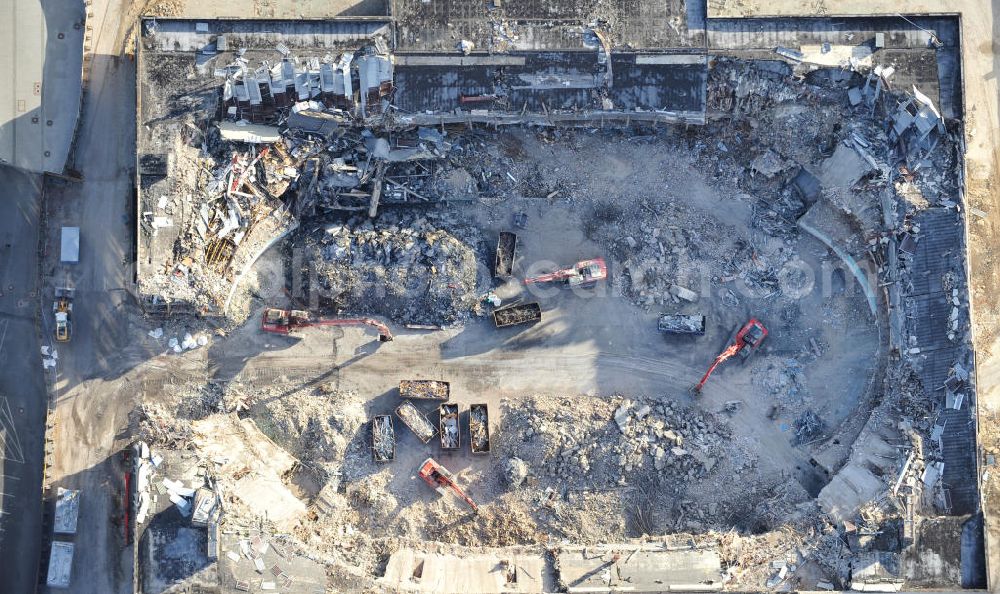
left=261, top=308, right=392, bottom=341
left=695, top=343, right=741, bottom=391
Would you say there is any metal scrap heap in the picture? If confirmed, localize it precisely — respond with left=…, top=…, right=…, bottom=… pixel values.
left=399, top=380, right=450, bottom=400
left=372, top=415, right=395, bottom=462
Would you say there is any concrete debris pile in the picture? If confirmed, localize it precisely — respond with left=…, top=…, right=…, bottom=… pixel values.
left=306, top=212, right=482, bottom=326
left=140, top=129, right=297, bottom=320
left=719, top=524, right=848, bottom=590
left=582, top=201, right=735, bottom=309
left=133, top=402, right=197, bottom=449
left=498, top=395, right=736, bottom=489
left=752, top=356, right=808, bottom=403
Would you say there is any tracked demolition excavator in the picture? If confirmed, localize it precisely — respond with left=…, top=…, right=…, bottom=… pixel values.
left=261, top=308, right=393, bottom=342
left=418, top=458, right=478, bottom=512
left=523, top=257, right=607, bottom=287
left=694, top=318, right=767, bottom=393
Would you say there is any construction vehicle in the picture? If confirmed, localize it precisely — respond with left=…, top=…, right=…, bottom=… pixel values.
left=260, top=308, right=392, bottom=341
left=418, top=458, right=478, bottom=512
left=694, top=318, right=768, bottom=393
left=53, top=288, right=75, bottom=342
left=523, top=257, right=607, bottom=288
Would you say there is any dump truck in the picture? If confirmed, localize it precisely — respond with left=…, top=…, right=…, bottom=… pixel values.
left=494, top=231, right=517, bottom=278
left=399, top=379, right=450, bottom=401
left=439, top=403, right=460, bottom=450
left=469, top=403, right=491, bottom=454
left=53, top=288, right=75, bottom=343
left=371, top=415, right=395, bottom=462
left=658, top=314, right=706, bottom=335
left=60, top=227, right=80, bottom=263
left=492, top=302, right=541, bottom=328
left=395, top=400, right=436, bottom=443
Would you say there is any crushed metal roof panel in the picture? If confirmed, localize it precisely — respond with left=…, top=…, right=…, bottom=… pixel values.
left=391, top=51, right=706, bottom=117
left=394, top=0, right=704, bottom=51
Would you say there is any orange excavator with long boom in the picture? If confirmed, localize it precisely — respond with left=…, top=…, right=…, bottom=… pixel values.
left=418, top=458, right=478, bottom=512
left=694, top=318, right=767, bottom=393
left=523, top=257, right=607, bottom=287
left=261, top=308, right=393, bottom=342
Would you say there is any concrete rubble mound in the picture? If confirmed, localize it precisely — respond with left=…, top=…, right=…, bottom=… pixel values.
left=305, top=213, right=481, bottom=326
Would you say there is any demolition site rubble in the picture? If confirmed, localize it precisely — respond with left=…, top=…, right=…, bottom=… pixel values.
left=128, top=14, right=981, bottom=594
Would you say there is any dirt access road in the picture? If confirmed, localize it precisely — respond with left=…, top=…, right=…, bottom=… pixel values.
left=41, top=0, right=158, bottom=592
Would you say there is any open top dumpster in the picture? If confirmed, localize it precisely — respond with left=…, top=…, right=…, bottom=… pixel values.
left=439, top=403, right=460, bottom=450
left=494, top=231, right=517, bottom=278
left=469, top=404, right=491, bottom=455
left=492, top=302, right=541, bottom=328
left=658, top=314, right=706, bottom=335
left=399, top=379, right=450, bottom=401
left=372, top=415, right=395, bottom=462
left=396, top=400, right=436, bottom=443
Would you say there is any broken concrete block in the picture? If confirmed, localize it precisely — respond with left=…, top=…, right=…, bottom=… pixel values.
left=614, top=403, right=632, bottom=432
left=669, top=285, right=698, bottom=302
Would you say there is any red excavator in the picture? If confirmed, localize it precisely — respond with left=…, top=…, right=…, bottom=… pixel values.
left=261, top=308, right=393, bottom=342
left=694, top=318, right=767, bottom=393
left=523, top=258, right=607, bottom=287
left=418, top=458, right=478, bottom=512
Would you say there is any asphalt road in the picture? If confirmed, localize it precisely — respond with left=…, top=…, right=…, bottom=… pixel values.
left=0, top=165, right=47, bottom=594
left=40, top=38, right=139, bottom=594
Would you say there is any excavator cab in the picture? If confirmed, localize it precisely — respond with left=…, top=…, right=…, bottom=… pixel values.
left=567, top=258, right=608, bottom=287
left=261, top=308, right=310, bottom=333
left=737, top=319, right=767, bottom=360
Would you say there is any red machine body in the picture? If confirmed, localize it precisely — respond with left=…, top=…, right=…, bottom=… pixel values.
left=523, top=258, right=607, bottom=287
left=261, top=308, right=392, bottom=341
left=418, top=458, right=478, bottom=512
left=694, top=318, right=767, bottom=392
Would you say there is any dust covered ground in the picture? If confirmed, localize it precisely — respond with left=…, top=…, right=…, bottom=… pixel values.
left=126, top=63, right=924, bottom=589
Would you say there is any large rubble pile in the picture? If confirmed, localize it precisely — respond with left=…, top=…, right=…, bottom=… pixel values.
left=499, top=394, right=733, bottom=487
left=305, top=211, right=482, bottom=326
